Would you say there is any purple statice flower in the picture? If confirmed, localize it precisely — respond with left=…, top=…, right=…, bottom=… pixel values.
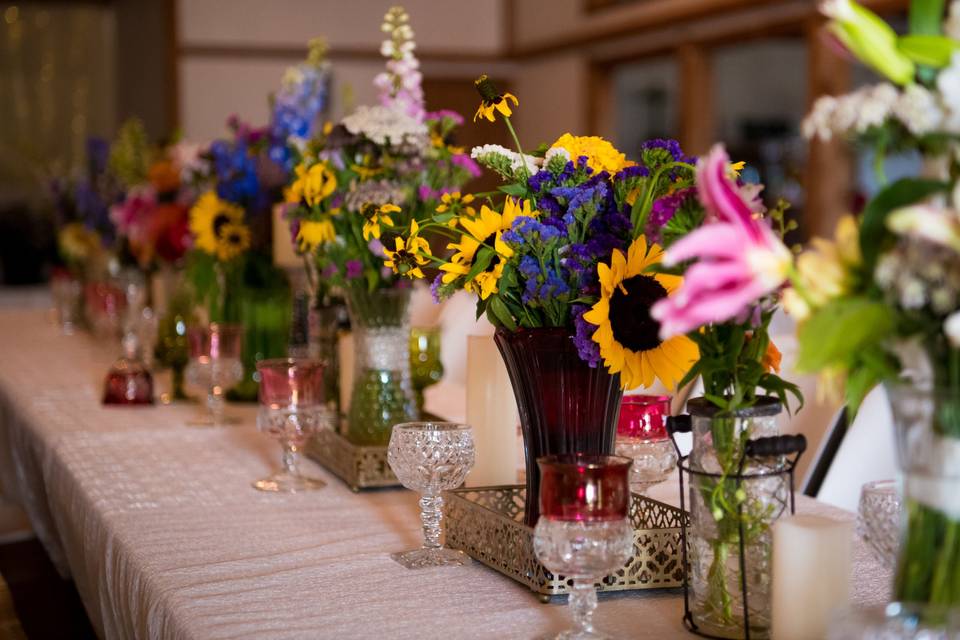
left=640, top=138, right=688, bottom=163
left=573, top=305, right=601, bottom=368
left=430, top=274, right=444, bottom=303
left=419, top=184, right=438, bottom=201
left=614, top=164, right=649, bottom=180
left=518, top=255, right=540, bottom=279
left=345, top=259, right=363, bottom=279
left=646, top=188, right=694, bottom=243
left=504, top=217, right=562, bottom=248
left=450, top=153, right=482, bottom=177
left=527, top=169, right=553, bottom=194
left=86, top=137, right=110, bottom=177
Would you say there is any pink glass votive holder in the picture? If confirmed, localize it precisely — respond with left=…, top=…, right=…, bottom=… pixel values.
left=617, top=395, right=671, bottom=441
left=257, top=358, right=326, bottom=408
left=537, top=454, right=633, bottom=522
left=103, top=363, right=154, bottom=405
left=186, top=323, right=243, bottom=360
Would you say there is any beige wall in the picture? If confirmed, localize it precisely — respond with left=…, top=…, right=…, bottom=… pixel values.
left=175, top=0, right=506, bottom=142
left=510, top=53, right=588, bottom=147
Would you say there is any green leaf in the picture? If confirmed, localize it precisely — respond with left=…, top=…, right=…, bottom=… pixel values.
left=498, top=183, right=528, bottom=197
left=488, top=295, right=517, bottom=331
left=432, top=212, right=456, bottom=225
left=909, top=0, right=945, bottom=36
left=859, top=178, right=947, bottom=272
left=796, top=298, right=895, bottom=372
left=898, top=34, right=960, bottom=68
left=465, top=247, right=496, bottom=282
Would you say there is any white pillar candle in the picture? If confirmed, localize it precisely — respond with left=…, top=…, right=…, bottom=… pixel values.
left=772, top=514, right=853, bottom=640
left=464, top=335, right=520, bottom=487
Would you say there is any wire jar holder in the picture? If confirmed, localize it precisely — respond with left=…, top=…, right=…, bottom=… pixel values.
left=667, top=414, right=806, bottom=640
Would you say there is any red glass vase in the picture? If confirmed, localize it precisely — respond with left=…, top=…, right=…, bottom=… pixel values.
left=494, top=327, right=623, bottom=525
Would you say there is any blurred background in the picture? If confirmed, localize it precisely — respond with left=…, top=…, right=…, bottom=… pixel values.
left=0, top=0, right=910, bottom=286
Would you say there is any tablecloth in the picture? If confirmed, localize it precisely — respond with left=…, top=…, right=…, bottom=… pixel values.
left=0, top=305, right=891, bottom=639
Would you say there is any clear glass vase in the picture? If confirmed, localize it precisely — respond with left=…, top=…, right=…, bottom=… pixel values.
left=345, top=286, right=417, bottom=446
left=687, top=397, right=786, bottom=640
left=887, top=383, right=960, bottom=606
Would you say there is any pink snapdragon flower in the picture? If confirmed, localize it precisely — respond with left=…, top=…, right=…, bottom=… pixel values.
left=651, top=145, right=791, bottom=339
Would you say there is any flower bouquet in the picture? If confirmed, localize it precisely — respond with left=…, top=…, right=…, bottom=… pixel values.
left=792, top=0, right=960, bottom=607
left=281, top=6, right=478, bottom=444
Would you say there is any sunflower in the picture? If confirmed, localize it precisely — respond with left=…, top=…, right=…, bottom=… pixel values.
left=216, top=222, right=251, bottom=261
left=440, top=197, right=536, bottom=299
left=361, top=203, right=399, bottom=241
left=473, top=75, right=518, bottom=123
left=298, top=218, right=337, bottom=252
left=583, top=236, right=698, bottom=390
left=189, top=191, right=248, bottom=260
left=383, top=220, right=431, bottom=279
left=288, top=162, right=337, bottom=206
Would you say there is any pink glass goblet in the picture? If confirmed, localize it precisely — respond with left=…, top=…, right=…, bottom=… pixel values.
left=615, top=395, right=677, bottom=494
left=534, top=454, right=634, bottom=640
left=253, top=358, right=328, bottom=492
left=185, top=323, right=243, bottom=427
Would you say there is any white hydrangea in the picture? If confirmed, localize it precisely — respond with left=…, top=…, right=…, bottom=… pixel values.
left=341, top=104, right=427, bottom=147
left=470, top=144, right=542, bottom=177
left=893, top=84, right=945, bottom=136
left=801, top=83, right=898, bottom=140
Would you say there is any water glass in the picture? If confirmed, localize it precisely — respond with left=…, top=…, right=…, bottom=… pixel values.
left=387, top=422, right=475, bottom=569
left=51, top=274, right=82, bottom=335
left=857, top=479, right=901, bottom=570
left=614, top=395, right=676, bottom=494
left=185, top=323, right=243, bottom=426
left=534, top=454, right=634, bottom=640
left=253, top=358, right=328, bottom=492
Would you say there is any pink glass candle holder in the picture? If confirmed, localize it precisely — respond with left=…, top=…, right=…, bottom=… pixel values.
left=184, top=323, right=244, bottom=427
left=617, top=395, right=671, bottom=441
left=534, top=454, right=634, bottom=639
left=253, top=358, right=328, bottom=492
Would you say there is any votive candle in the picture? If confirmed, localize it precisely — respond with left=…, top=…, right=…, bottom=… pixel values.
left=771, top=514, right=853, bottom=640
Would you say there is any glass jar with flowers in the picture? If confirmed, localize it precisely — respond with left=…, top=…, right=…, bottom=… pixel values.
left=382, top=75, right=708, bottom=524
left=281, top=6, right=479, bottom=445
left=789, top=0, right=960, bottom=609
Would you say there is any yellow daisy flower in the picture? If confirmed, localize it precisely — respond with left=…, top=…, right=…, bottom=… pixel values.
left=288, top=162, right=337, bottom=207
left=383, top=220, right=431, bottom=279
left=189, top=191, right=247, bottom=259
left=550, top=134, right=629, bottom=175
left=440, top=197, right=536, bottom=299
left=215, top=222, right=251, bottom=261
left=583, top=236, right=699, bottom=391
left=473, top=75, right=518, bottom=123
left=361, top=203, right=400, bottom=241
left=297, top=218, right=337, bottom=253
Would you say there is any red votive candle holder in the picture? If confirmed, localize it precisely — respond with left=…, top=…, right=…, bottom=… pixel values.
left=617, top=395, right=672, bottom=441
left=537, top=454, right=633, bottom=522
left=186, top=323, right=243, bottom=360
left=257, top=358, right=325, bottom=408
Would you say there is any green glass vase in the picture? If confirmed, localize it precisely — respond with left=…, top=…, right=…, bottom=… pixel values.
left=345, top=286, right=417, bottom=446
left=225, top=289, right=292, bottom=402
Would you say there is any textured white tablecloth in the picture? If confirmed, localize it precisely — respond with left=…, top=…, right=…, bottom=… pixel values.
left=0, top=307, right=891, bottom=639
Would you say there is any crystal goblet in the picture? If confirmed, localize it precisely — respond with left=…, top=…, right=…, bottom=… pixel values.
left=387, top=422, right=475, bottom=569
left=614, top=395, right=676, bottom=494
left=253, top=358, right=328, bottom=492
left=856, top=479, right=901, bottom=570
left=534, top=454, right=634, bottom=640
left=409, top=327, right=444, bottom=415
left=185, top=323, right=243, bottom=426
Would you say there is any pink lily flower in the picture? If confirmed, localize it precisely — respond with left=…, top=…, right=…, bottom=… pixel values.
left=650, top=145, right=791, bottom=339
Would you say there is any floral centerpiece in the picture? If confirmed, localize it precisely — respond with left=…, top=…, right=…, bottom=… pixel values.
left=791, top=0, right=960, bottom=607
left=281, top=6, right=478, bottom=445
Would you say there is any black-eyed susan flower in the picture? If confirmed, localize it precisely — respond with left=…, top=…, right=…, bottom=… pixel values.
left=435, top=192, right=477, bottom=227
left=383, top=220, right=430, bottom=279
left=583, top=236, right=698, bottom=390
left=287, top=162, right=337, bottom=206
left=440, top=197, right=536, bottom=299
left=361, top=203, right=400, bottom=241
left=473, top=75, right=518, bottom=123
left=189, top=191, right=249, bottom=261
left=297, top=218, right=337, bottom=253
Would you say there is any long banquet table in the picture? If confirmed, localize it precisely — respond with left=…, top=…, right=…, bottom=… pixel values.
left=0, top=302, right=891, bottom=639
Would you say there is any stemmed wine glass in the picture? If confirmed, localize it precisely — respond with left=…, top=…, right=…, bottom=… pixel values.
left=533, top=454, right=634, bottom=640
left=387, top=422, right=475, bottom=569
left=185, top=323, right=243, bottom=426
left=253, top=358, right=328, bottom=492
left=614, top=395, right=677, bottom=494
